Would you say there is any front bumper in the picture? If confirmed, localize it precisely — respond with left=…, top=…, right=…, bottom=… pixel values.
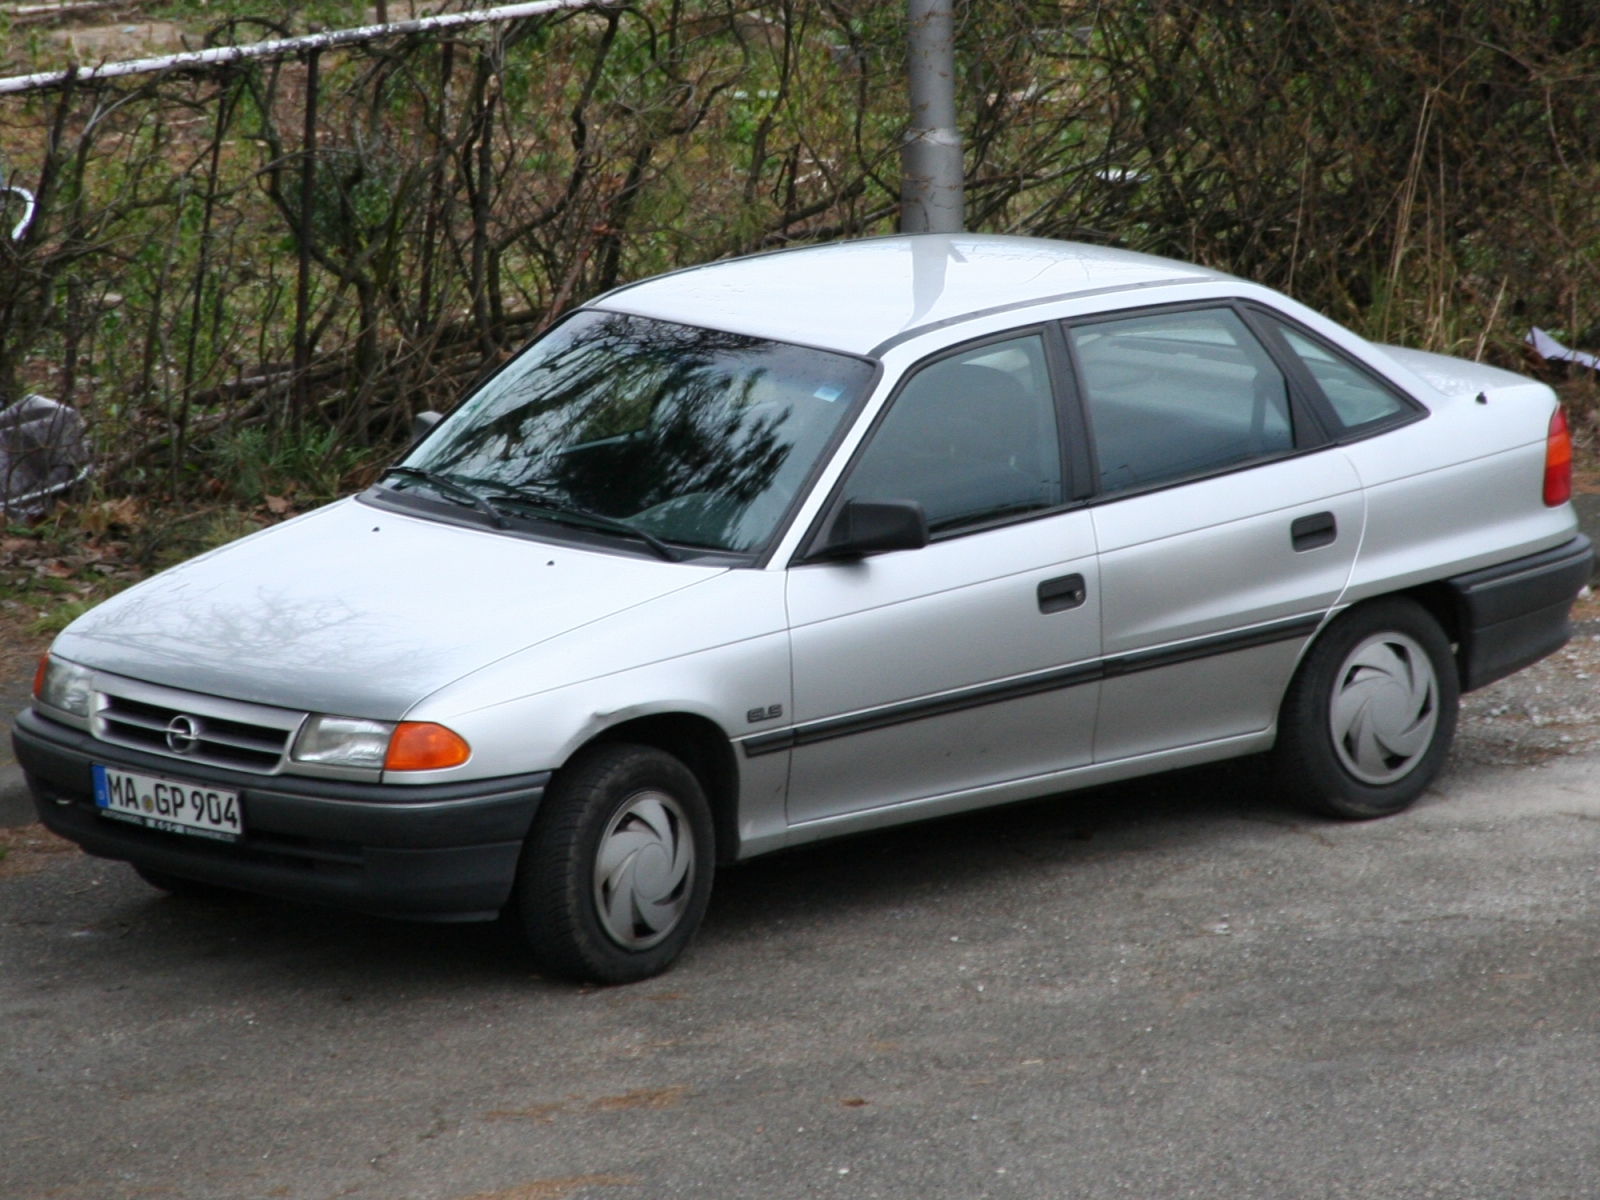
left=12, top=708, right=548, bottom=920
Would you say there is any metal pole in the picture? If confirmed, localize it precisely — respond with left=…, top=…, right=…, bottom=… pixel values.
left=292, top=49, right=319, bottom=431
left=901, top=0, right=961, bottom=233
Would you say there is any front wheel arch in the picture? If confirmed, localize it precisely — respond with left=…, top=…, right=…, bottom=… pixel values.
left=570, top=712, right=739, bottom=866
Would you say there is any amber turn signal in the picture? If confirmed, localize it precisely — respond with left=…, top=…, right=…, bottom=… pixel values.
left=31, top=651, right=48, bottom=699
left=384, top=721, right=471, bottom=771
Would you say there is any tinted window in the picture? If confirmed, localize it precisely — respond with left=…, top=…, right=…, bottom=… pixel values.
left=839, top=333, right=1062, bottom=535
left=1270, top=321, right=1411, bottom=430
left=400, top=311, right=871, bottom=553
left=1068, top=308, right=1293, bottom=493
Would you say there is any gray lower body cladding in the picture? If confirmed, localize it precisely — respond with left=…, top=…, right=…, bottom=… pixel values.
left=12, top=708, right=547, bottom=920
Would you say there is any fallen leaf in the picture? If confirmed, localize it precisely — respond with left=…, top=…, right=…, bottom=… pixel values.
left=588, top=1086, right=685, bottom=1112
left=483, top=1085, right=684, bottom=1126
left=264, top=494, right=292, bottom=515
left=0, top=824, right=81, bottom=879
left=484, top=1102, right=568, bottom=1124
left=840, top=1097, right=869, bottom=1107
left=78, top=497, right=143, bottom=535
left=452, top=1175, right=636, bottom=1200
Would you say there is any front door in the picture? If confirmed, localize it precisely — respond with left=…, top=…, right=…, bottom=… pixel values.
left=782, top=329, right=1102, bottom=826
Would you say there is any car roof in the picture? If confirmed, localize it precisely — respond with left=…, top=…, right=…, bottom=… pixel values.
left=589, top=233, right=1230, bottom=357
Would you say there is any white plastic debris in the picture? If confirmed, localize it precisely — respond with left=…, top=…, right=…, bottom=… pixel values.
left=0, top=394, right=91, bottom=517
left=1527, top=327, right=1600, bottom=370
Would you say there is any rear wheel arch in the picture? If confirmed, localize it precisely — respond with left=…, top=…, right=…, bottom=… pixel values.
left=1389, top=581, right=1478, bottom=690
left=1273, top=594, right=1459, bottom=818
left=575, top=712, right=740, bottom=866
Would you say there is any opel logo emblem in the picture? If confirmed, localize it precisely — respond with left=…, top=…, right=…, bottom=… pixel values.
left=165, top=714, right=201, bottom=754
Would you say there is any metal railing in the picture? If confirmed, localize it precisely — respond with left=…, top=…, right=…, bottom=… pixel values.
left=0, top=0, right=612, bottom=95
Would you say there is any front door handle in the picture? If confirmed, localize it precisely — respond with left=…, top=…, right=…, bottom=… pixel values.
left=1291, top=511, right=1337, bottom=552
left=1038, top=573, right=1087, bottom=613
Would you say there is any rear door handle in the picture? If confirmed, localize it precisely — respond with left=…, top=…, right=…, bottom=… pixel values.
left=1038, top=573, right=1087, bottom=613
left=1291, top=511, right=1337, bottom=552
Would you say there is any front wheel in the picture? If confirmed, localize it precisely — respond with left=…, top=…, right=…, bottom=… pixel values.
left=513, top=743, right=714, bottom=985
left=1273, top=598, right=1459, bottom=819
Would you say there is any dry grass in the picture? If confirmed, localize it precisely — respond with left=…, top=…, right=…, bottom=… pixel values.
left=0, top=822, right=80, bottom=878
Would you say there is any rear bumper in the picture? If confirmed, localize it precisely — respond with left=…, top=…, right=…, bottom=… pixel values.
left=1449, top=534, right=1594, bottom=692
left=12, top=708, right=547, bottom=920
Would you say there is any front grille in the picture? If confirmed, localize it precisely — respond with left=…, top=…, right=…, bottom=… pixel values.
left=90, top=675, right=305, bottom=774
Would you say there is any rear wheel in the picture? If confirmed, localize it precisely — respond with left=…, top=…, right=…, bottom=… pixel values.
left=514, top=743, right=713, bottom=985
left=1273, top=598, right=1459, bottom=819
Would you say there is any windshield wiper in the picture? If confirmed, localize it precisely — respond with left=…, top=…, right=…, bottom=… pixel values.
left=484, top=488, right=684, bottom=563
left=383, top=467, right=509, bottom=529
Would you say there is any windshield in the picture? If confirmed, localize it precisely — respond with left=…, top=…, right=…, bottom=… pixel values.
left=397, top=311, right=873, bottom=554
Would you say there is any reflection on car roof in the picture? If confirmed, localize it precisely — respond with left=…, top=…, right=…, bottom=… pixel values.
left=590, top=233, right=1228, bottom=357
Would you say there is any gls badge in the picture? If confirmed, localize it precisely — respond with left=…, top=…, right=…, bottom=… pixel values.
left=746, top=704, right=783, bottom=724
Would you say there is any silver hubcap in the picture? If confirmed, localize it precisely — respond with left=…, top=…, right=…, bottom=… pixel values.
left=1329, top=631, right=1439, bottom=785
left=592, top=790, right=695, bottom=951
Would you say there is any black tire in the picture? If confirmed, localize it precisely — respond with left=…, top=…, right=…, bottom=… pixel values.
left=133, top=864, right=234, bottom=899
left=514, top=743, right=714, bottom=985
left=1273, top=597, right=1459, bottom=820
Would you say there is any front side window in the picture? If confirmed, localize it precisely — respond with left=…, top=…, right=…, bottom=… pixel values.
left=1266, top=319, right=1412, bottom=431
left=1068, top=308, right=1294, bottom=494
left=398, top=311, right=872, bottom=554
left=836, top=333, right=1063, bottom=536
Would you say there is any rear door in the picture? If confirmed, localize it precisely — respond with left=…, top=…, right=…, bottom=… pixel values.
left=1064, top=304, right=1364, bottom=762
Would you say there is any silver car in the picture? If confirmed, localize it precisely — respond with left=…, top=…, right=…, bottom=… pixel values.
left=18, top=235, right=1592, bottom=982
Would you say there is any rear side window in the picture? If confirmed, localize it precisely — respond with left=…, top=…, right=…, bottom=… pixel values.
left=839, top=332, right=1062, bottom=535
left=1067, top=308, right=1293, bottom=494
left=1266, top=320, right=1411, bottom=431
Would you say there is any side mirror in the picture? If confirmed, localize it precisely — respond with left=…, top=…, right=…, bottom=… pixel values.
left=410, top=410, right=444, bottom=446
left=819, top=499, right=929, bottom=559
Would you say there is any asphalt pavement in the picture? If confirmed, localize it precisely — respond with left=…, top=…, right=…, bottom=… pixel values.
left=6, top=672, right=1600, bottom=1199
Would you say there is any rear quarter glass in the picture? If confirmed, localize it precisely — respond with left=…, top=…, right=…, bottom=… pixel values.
left=1270, top=320, right=1412, bottom=431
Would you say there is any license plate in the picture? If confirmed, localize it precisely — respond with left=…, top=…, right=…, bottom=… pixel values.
left=92, top=765, right=242, bottom=842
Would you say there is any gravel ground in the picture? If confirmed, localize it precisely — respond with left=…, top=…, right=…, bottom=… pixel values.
left=1456, top=598, right=1600, bottom=768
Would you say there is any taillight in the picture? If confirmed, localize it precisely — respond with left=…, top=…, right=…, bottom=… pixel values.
left=1544, top=406, right=1572, bottom=507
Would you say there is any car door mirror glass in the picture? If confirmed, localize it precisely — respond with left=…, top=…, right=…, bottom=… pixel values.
left=1068, top=308, right=1293, bottom=494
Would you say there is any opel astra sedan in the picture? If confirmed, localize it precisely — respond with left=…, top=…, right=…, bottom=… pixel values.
left=16, top=235, right=1592, bottom=982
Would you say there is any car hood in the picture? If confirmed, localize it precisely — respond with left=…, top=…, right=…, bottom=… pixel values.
left=52, top=497, right=723, bottom=719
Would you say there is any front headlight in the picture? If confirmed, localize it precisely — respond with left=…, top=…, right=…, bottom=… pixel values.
left=35, top=654, right=93, bottom=717
left=291, top=714, right=395, bottom=768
